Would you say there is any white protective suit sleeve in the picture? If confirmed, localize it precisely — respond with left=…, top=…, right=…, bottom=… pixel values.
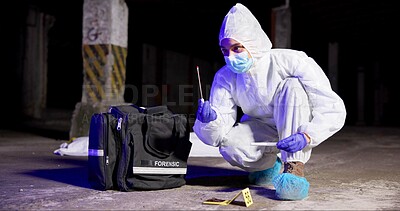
left=286, top=51, right=347, bottom=146
left=193, top=72, right=237, bottom=147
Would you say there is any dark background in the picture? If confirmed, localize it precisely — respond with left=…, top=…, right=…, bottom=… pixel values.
left=3, top=0, right=399, bottom=132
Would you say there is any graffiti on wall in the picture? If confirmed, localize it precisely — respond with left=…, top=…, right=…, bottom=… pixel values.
left=82, top=0, right=128, bottom=47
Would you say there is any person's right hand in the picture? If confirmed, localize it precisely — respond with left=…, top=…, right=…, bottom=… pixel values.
left=196, top=99, right=217, bottom=123
left=276, top=133, right=308, bottom=153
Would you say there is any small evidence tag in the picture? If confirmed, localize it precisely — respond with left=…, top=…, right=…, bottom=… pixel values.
left=203, top=187, right=253, bottom=207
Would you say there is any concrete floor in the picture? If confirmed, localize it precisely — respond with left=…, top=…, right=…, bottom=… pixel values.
left=0, top=125, right=399, bottom=210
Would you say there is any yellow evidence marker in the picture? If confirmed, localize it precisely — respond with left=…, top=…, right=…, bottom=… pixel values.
left=203, top=187, right=253, bottom=207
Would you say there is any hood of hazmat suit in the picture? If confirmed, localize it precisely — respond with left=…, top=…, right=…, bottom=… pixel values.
left=219, top=3, right=272, bottom=63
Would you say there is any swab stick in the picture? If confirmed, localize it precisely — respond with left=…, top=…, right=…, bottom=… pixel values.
left=196, top=66, right=204, bottom=99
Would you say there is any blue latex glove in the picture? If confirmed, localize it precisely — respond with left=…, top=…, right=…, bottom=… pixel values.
left=276, top=133, right=308, bottom=153
left=196, top=99, right=217, bottom=123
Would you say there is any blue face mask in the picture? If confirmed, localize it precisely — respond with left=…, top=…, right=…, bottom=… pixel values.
left=224, top=51, right=253, bottom=74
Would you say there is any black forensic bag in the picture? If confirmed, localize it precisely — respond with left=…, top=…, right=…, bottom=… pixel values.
left=88, top=104, right=192, bottom=191
left=110, top=104, right=192, bottom=191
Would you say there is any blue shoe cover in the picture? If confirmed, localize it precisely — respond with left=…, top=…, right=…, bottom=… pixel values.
left=248, top=158, right=282, bottom=185
left=273, top=173, right=309, bottom=200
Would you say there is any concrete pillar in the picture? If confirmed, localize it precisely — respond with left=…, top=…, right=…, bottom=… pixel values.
left=328, top=42, right=339, bottom=92
left=21, top=7, right=54, bottom=119
left=271, top=0, right=291, bottom=48
left=163, top=49, right=191, bottom=110
left=70, top=0, right=128, bottom=138
left=373, top=62, right=384, bottom=126
left=141, top=43, right=217, bottom=122
left=142, top=44, right=161, bottom=107
left=356, top=67, right=365, bottom=126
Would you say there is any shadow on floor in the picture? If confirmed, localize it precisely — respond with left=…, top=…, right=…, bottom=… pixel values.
left=22, top=166, right=91, bottom=189
left=21, top=162, right=253, bottom=190
left=186, top=165, right=248, bottom=187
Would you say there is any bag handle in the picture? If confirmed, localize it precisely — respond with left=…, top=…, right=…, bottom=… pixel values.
left=143, top=105, right=172, bottom=115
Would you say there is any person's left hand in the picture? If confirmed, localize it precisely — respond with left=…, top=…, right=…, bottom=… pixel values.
left=276, top=133, right=308, bottom=153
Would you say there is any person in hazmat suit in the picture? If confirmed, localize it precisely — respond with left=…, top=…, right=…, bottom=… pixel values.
left=193, top=3, right=346, bottom=200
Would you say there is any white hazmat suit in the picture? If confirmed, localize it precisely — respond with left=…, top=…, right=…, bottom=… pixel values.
left=193, top=3, right=346, bottom=172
